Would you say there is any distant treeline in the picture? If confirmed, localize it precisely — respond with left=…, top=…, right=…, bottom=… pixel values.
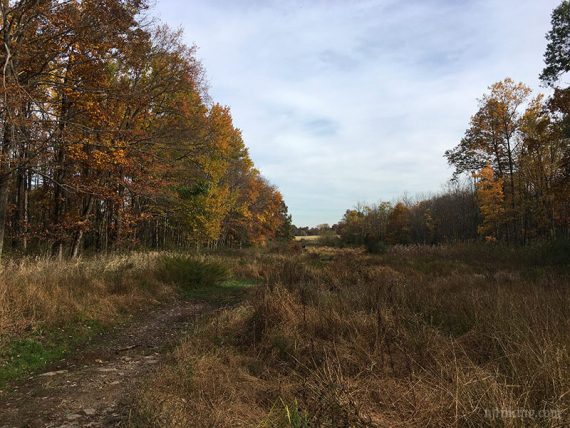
left=334, top=183, right=480, bottom=249
left=314, top=2, right=570, bottom=248
left=0, top=0, right=291, bottom=258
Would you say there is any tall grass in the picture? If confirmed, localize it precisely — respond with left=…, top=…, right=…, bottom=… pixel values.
left=1, top=252, right=253, bottom=385
left=0, top=252, right=182, bottom=344
left=0, top=252, right=189, bottom=385
left=134, top=245, right=570, bottom=427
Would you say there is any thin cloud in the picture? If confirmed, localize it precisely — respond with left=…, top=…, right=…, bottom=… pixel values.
left=155, top=0, right=559, bottom=226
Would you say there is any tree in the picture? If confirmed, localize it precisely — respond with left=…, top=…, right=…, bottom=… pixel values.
left=519, top=95, right=569, bottom=238
left=337, top=208, right=366, bottom=244
left=473, top=165, right=505, bottom=240
left=0, top=2, right=290, bottom=257
left=386, top=202, right=411, bottom=245
left=445, top=78, right=531, bottom=241
left=539, top=2, right=570, bottom=239
left=541, top=0, right=570, bottom=86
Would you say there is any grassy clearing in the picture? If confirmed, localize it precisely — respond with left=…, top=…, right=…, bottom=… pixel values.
left=294, top=235, right=321, bottom=241
left=0, top=252, right=176, bottom=342
left=295, top=234, right=342, bottom=247
left=182, top=279, right=256, bottom=305
left=0, top=252, right=176, bottom=385
left=0, top=252, right=252, bottom=386
left=133, top=244, right=570, bottom=427
left=157, top=254, right=258, bottom=305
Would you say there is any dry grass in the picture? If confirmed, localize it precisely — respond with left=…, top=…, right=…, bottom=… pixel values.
left=0, top=252, right=178, bottom=345
left=294, top=235, right=321, bottom=241
left=133, top=245, right=570, bottom=427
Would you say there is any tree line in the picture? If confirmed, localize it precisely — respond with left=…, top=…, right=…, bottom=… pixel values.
left=0, top=0, right=291, bottom=258
left=333, top=1, right=569, bottom=248
left=334, top=183, right=479, bottom=250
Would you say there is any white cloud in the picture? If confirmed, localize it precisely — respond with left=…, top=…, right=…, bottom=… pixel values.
left=154, top=0, right=559, bottom=226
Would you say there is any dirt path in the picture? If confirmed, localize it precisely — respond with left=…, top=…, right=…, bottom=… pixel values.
left=0, top=300, right=208, bottom=427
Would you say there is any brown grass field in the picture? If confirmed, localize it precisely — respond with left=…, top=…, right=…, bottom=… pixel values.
left=130, top=244, right=570, bottom=427
left=0, top=245, right=568, bottom=426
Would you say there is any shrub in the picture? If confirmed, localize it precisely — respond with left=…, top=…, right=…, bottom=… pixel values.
left=158, top=256, right=230, bottom=290
left=364, top=238, right=388, bottom=254
left=316, top=232, right=341, bottom=247
left=538, top=239, right=570, bottom=266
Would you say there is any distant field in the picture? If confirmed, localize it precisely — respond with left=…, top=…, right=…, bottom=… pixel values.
left=294, top=235, right=321, bottom=241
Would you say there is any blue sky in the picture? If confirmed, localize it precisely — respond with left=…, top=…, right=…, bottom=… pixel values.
left=153, top=0, right=559, bottom=226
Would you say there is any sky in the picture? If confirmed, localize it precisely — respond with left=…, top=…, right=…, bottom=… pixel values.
left=153, top=0, right=560, bottom=227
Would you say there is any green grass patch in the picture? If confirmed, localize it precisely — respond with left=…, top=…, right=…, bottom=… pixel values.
left=0, top=319, right=105, bottom=388
left=182, top=279, right=257, bottom=305
left=262, top=399, right=311, bottom=428
left=0, top=338, right=67, bottom=386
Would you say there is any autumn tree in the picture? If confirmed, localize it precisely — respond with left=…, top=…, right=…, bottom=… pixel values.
left=518, top=95, right=569, bottom=239
left=473, top=165, right=505, bottom=240
left=0, top=2, right=289, bottom=257
left=445, top=78, right=531, bottom=241
left=0, top=0, right=67, bottom=257
left=335, top=1, right=569, bottom=248
left=337, top=208, right=366, bottom=244
left=386, top=202, right=411, bottom=245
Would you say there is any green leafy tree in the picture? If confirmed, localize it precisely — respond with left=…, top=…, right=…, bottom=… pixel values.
left=541, top=0, right=570, bottom=86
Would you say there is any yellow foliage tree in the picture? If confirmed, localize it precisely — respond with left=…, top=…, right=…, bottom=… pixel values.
left=387, top=202, right=411, bottom=244
left=473, top=165, right=505, bottom=240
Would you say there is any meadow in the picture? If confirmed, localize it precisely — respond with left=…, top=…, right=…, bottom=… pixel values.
left=129, top=242, right=570, bottom=427
left=0, top=243, right=568, bottom=426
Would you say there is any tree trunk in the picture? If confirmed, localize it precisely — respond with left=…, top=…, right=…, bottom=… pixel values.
left=70, top=196, right=94, bottom=258
left=52, top=59, right=72, bottom=257
left=0, top=174, right=10, bottom=259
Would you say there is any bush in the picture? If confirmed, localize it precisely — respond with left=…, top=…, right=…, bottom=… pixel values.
left=316, top=233, right=341, bottom=247
left=364, top=237, right=388, bottom=254
left=158, top=256, right=230, bottom=290
left=538, top=239, right=570, bottom=266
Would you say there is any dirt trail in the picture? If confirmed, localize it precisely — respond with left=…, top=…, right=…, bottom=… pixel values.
left=0, top=300, right=208, bottom=427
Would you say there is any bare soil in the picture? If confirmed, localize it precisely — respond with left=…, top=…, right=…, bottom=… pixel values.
left=0, top=300, right=208, bottom=427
